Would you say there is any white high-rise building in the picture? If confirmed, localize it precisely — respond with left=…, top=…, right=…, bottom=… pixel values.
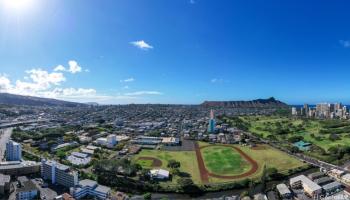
left=41, top=159, right=78, bottom=188
left=6, top=140, right=22, bottom=161
left=292, top=107, right=297, bottom=116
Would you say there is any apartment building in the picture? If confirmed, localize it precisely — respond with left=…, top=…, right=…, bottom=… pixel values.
left=41, top=160, right=78, bottom=188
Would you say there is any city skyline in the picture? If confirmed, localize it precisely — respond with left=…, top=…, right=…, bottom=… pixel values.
left=1, top=0, right=350, bottom=104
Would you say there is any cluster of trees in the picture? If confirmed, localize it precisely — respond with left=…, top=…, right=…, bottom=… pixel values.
left=94, top=158, right=141, bottom=177
left=12, top=127, right=76, bottom=143
left=327, top=145, right=350, bottom=161
left=288, top=135, right=304, bottom=143
left=225, top=117, right=250, bottom=131
left=319, top=120, right=350, bottom=135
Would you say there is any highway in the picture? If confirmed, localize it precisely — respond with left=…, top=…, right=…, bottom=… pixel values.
left=0, top=128, right=13, bottom=161
left=0, top=119, right=50, bottom=129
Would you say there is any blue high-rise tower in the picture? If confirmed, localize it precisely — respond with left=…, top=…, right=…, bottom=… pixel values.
left=207, top=109, right=216, bottom=133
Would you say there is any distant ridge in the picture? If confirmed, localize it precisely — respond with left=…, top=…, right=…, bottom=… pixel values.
left=201, top=97, right=288, bottom=108
left=0, top=93, right=85, bottom=107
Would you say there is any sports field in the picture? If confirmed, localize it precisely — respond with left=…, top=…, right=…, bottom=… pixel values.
left=197, top=142, right=306, bottom=183
left=133, top=150, right=201, bottom=184
left=201, top=145, right=251, bottom=175
left=132, top=142, right=307, bottom=185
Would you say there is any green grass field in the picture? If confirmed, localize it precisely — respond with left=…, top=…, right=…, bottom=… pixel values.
left=133, top=150, right=201, bottom=184
left=201, top=145, right=250, bottom=175
left=240, top=144, right=306, bottom=175
left=136, top=159, right=154, bottom=168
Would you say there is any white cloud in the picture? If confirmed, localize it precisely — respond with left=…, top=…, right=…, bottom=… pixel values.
left=340, top=40, right=350, bottom=48
left=120, top=77, right=135, bottom=83
left=53, top=61, right=84, bottom=74
left=68, top=60, right=82, bottom=74
left=0, top=75, right=12, bottom=92
left=0, top=62, right=163, bottom=104
left=54, top=65, right=66, bottom=72
left=125, top=91, right=162, bottom=96
left=27, top=69, right=66, bottom=86
left=210, top=78, right=229, bottom=84
left=130, top=40, right=153, bottom=50
left=123, top=85, right=129, bottom=89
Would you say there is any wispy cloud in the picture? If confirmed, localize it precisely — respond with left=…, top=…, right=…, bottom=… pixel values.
left=210, top=78, right=229, bottom=84
left=120, top=77, right=135, bottom=83
left=125, top=91, right=163, bottom=96
left=339, top=40, right=350, bottom=48
left=130, top=40, right=153, bottom=50
left=54, top=65, right=65, bottom=72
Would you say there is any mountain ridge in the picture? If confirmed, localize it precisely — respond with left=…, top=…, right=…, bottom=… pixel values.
left=0, top=93, right=85, bottom=107
left=201, top=97, right=288, bottom=108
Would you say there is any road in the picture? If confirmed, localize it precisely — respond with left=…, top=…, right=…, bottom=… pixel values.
left=0, top=119, right=50, bottom=129
left=0, top=128, right=13, bottom=161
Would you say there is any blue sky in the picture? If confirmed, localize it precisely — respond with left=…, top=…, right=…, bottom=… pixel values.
left=1, top=0, right=350, bottom=104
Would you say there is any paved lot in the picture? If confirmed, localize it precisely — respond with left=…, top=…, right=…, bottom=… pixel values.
left=162, top=139, right=195, bottom=151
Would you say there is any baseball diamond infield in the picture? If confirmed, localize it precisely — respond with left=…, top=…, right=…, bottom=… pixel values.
left=194, top=142, right=258, bottom=183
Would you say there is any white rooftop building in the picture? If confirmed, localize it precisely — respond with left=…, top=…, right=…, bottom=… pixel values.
left=94, top=134, right=124, bottom=148
left=150, top=169, right=169, bottom=180
left=67, top=152, right=91, bottom=166
left=276, top=183, right=292, bottom=199
left=290, top=175, right=322, bottom=198
left=70, top=179, right=111, bottom=200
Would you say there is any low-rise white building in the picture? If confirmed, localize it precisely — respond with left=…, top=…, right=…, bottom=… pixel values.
left=150, top=169, right=170, bottom=180
left=276, top=183, right=292, bottom=199
left=70, top=179, right=111, bottom=200
left=290, top=175, right=322, bottom=198
left=67, top=152, right=91, bottom=166
left=94, top=134, right=127, bottom=148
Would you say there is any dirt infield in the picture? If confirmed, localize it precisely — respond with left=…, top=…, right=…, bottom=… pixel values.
left=137, top=157, right=162, bottom=167
left=194, top=143, right=259, bottom=182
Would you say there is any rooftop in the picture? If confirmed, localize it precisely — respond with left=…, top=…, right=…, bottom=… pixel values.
left=17, top=180, right=38, bottom=193
left=79, top=179, right=97, bottom=188
left=95, top=184, right=111, bottom=194
left=0, top=173, right=10, bottom=185
left=322, top=181, right=342, bottom=190
left=290, top=175, right=322, bottom=191
left=0, top=161, right=40, bottom=170
left=276, top=183, right=291, bottom=195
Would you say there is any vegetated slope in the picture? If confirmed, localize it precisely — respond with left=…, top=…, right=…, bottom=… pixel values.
left=0, top=93, right=85, bottom=107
